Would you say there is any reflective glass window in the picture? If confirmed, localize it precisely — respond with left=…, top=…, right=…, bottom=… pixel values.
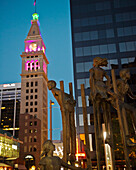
left=105, top=15, right=112, bottom=23
left=85, top=79, right=90, bottom=89
left=124, top=27, right=133, bottom=36
left=98, top=30, right=106, bottom=39
left=85, top=62, right=93, bottom=72
left=82, top=32, right=90, bottom=41
left=89, top=17, right=96, bottom=25
left=78, top=96, right=82, bottom=107
left=117, top=28, right=124, bottom=36
left=106, top=29, right=114, bottom=38
left=75, top=48, right=83, bottom=57
left=79, top=114, right=83, bottom=126
left=83, top=47, right=91, bottom=56
left=77, top=79, right=85, bottom=89
left=73, top=19, right=81, bottom=27
left=132, top=26, right=136, bottom=34
left=86, top=96, right=89, bottom=106
left=76, top=63, right=84, bottom=72
left=90, top=31, right=98, bottom=40
left=81, top=18, right=89, bottom=26
left=97, top=16, right=104, bottom=25
left=100, top=45, right=108, bottom=54
left=126, top=42, right=135, bottom=51
left=108, top=44, right=116, bottom=53
left=119, top=43, right=127, bottom=52
left=96, top=2, right=103, bottom=11
left=74, top=33, right=82, bottom=42
left=104, top=1, right=111, bottom=9
left=91, top=46, right=99, bottom=55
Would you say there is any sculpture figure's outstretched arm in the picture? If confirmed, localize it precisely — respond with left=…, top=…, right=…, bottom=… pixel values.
left=61, top=159, right=85, bottom=170
left=127, top=87, right=136, bottom=100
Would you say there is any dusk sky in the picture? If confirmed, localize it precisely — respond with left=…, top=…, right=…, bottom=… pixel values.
left=0, top=0, right=74, bottom=140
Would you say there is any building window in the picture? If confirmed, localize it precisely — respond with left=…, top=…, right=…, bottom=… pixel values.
left=34, top=114, right=37, bottom=118
left=79, top=114, right=83, bottom=126
left=29, top=137, right=32, bottom=142
left=119, top=41, right=136, bottom=52
left=35, top=101, right=37, bottom=105
left=26, top=96, right=29, bottom=100
left=30, top=108, right=33, bottom=112
left=76, top=63, right=84, bottom=73
left=75, top=48, right=83, bottom=57
left=35, top=108, right=37, bottom=112
left=30, top=95, right=33, bottom=99
left=24, top=146, right=27, bottom=152
left=34, top=121, right=37, bottom=126
left=26, top=89, right=29, bottom=93
left=26, top=102, right=28, bottom=106
left=34, top=137, right=37, bottom=142
left=33, top=147, right=37, bottom=152
left=29, top=146, right=32, bottom=152
left=35, top=95, right=37, bottom=99
left=121, top=57, right=136, bottom=68
left=29, top=129, right=33, bottom=133
left=30, top=122, right=32, bottom=126
left=34, top=129, right=37, bottom=133
left=25, top=115, right=28, bottom=120
left=24, top=136, right=27, bottom=143
left=31, top=82, right=33, bottom=87
left=25, top=122, right=27, bottom=126
left=35, top=81, right=38, bottom=86
left=78, top=96, right=82, bottom=107
left=30, top=115, right=33, bottom=119
left=26, top=75, right=29, bottom=78
left=31, top=75, right=33, bottom=77
left=26, top=109, right=28, bottom=113
left=25, top=129, right=27, bottom=133
left=31, top=89, right=33, bottom=93
left=35, top=89, right=38, bottom=93
left=26, top=82, right=29, bottom=87
left=30, top=102, right=33, bottom=106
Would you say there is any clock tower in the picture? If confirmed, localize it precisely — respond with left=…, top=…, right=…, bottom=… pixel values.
left=19, top=13, right=49, bottom=168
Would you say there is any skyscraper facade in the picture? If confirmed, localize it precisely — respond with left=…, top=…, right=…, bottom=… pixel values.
left=0, top=83, right=21, bottom=138
left=19, top=13, right=49, bottom=168
left=70, top=0, right=136, bottom=148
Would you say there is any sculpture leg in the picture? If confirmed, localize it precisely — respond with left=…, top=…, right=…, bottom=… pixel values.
left=107, top=103, right=116, bottom=170
left=96, top=101, right=102, bottom=139
left=70, top=110, right=76, bottom=165
left=93, top=102, right=101, bottom=170
left=66, top=111, right=70, bottom=161
left=101, top=102, right=110, bottom=139
left=62, top=109, right=68, bottom=166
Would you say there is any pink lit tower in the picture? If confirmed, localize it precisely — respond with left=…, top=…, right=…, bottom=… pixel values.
left=19, top=11, right=49, bottom=168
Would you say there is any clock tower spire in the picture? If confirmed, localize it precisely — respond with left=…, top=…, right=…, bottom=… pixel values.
left=19, top=11, right=49, bottom=169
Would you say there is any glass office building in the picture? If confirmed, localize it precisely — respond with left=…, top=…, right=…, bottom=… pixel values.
left=70, top=0, right=136, bottom=149
left=0, top=83, right=21, bottom=138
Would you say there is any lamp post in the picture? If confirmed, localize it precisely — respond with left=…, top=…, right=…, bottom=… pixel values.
left=50, top=100, right=54, bottom=140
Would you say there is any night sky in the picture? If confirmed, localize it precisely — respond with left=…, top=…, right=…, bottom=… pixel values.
left=0, top=0, right=74, bottom=140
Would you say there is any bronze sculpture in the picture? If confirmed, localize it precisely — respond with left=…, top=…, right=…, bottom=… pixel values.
left=111, top=69, right=136, bottom=146
left=89, top=57, right=115, bottom=170
left=39, top=140, right=84, bottom=170
left=47, top=80, right=76, bottom=164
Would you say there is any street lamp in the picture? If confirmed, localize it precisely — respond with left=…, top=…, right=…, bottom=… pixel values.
left=50, top=100, right=54, bottom=140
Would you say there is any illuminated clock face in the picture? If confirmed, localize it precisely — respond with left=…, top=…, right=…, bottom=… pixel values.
left=29, top=43, right=37, bottom=51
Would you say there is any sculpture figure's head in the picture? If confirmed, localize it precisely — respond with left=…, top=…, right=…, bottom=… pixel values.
left=47, top=80, right=56, bottom=90
left=120, top=69, right=130, bottom=80
left=93, top=57, right=108, bottom=67
left=42, top=140, right=55, bottom=155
